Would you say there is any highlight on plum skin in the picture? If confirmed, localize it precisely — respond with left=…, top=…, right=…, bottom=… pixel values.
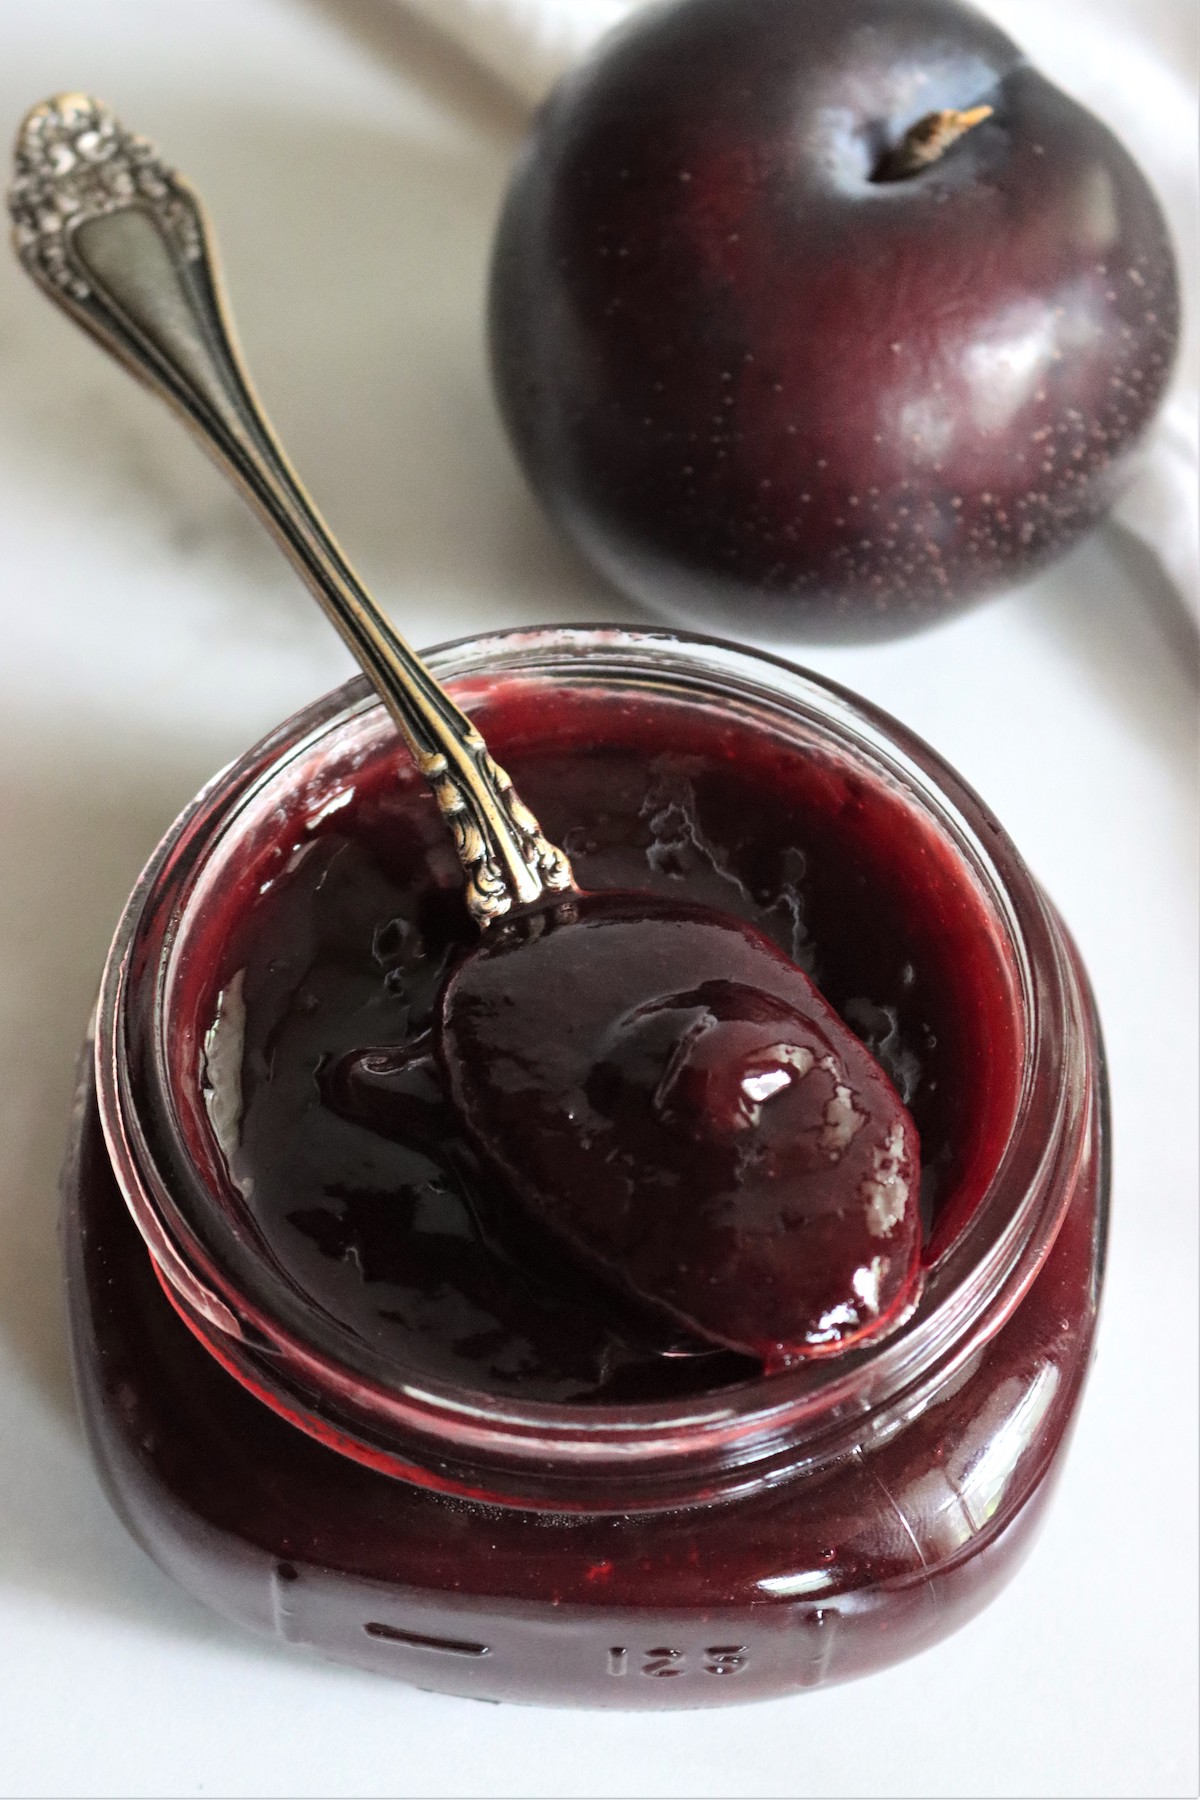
left=437, top=891, right=924, bottom=1367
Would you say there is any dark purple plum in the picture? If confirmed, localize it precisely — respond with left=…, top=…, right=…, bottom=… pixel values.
left=489, top=0, right=1180, bottom=639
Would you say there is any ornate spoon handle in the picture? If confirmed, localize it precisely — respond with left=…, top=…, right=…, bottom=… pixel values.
left=9, top=93, right=574, bottom=926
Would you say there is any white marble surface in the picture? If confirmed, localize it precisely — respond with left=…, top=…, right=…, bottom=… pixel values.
left=0, top=3, right=1196, bottom=1796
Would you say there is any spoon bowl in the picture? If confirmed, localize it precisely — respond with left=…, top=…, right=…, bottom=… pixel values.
left=438, top=888, right=923, bottom=1364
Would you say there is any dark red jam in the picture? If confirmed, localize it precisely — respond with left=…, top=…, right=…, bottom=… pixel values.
left=188, top=679, right=1017, bottom=1402
left=68, top=641, right=1107, bottom=1704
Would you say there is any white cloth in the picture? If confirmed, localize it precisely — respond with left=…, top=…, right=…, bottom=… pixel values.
left=402, top=0, right=1200, bottom=623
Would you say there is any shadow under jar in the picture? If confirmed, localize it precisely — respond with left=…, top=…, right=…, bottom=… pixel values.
left=65, top=627, right=1108, bottom=1707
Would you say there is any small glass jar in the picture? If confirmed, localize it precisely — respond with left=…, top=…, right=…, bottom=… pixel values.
left=64, top=626, right=1107, bottom=1707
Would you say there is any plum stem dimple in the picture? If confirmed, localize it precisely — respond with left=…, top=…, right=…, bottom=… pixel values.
left=874, top=105, right=994, bottom=182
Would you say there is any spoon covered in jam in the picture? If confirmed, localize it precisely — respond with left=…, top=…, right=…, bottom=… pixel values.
left=11, top=94, right=923, bottom=1364
left=438, top=891, right=921, bottom=1364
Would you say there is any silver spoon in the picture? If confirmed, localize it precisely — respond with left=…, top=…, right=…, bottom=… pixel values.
left=5, top=92, right=725, bottom=1366
left=9, top=92, right=574, bottom=928
left=10, top=95, right=924, bottom=1367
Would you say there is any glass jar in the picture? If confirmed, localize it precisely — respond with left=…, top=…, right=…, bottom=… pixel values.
left=64, top=626, right=1107, bottom=1707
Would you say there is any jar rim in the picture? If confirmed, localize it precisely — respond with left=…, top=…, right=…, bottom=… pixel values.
left=94, top=625, right=1092, bottom=1509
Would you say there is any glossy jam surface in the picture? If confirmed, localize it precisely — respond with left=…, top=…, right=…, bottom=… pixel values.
left=439, top=891, right=922, bottom=1363
left=187, top=678, right=1020, bottom=1403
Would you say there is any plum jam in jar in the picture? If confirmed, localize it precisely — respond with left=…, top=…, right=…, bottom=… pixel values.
left=66, top=626, right=1107, bottom=1707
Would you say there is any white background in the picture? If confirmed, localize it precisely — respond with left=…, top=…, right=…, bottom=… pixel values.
left=0, top=3, right=1196, bottom=1796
